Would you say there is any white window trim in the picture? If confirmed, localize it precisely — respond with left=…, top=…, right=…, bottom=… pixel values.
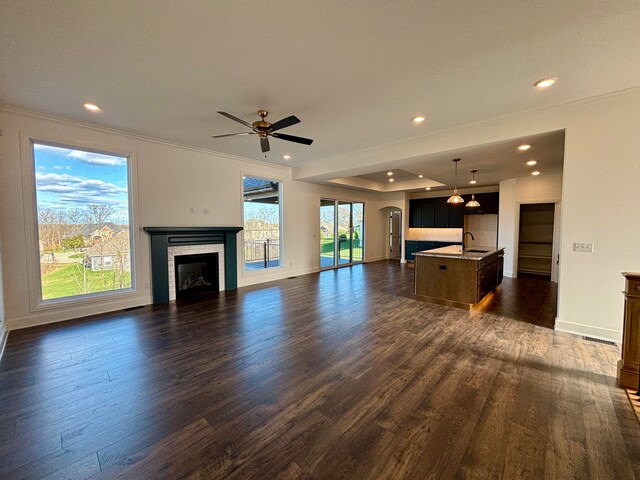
left=19, top=132, right=141, bottom=313
left=240, top=171, right=285, bottom=274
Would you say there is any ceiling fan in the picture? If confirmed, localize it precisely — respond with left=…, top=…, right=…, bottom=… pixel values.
left=212, top=110, right=314, bottom=153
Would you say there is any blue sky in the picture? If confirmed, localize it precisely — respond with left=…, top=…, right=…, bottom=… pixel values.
left=33, top=143, right=130, bottom=223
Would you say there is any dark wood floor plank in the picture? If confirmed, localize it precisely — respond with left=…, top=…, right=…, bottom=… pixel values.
left=0, top=260, right=638, bottom=479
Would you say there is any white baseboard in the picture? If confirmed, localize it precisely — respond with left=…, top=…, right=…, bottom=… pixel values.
left=555, top=318, right=622, bottom=343
left=364, top=255, right=387, bottom=263
left=239, top=265, right=320, bottom=287
left=0, top=327, right=8, bottom=362
left=7, top=294, right=153, bottom=331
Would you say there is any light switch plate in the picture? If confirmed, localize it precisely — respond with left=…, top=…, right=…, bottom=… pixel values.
left=573, top=242, right=593, bottom=253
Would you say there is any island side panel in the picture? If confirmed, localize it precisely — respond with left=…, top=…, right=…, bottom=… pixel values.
left=415, top=255, right=478, bottom=305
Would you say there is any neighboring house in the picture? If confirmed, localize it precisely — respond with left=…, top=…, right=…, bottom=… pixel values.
left=70, top=223, right=127, bottom=246
left=83, top=230, right=131, bottom=271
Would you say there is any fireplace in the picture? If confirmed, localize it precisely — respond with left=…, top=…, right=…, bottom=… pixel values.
left=144, top=226, right=242, bottom=304
left=174, top=252, right=219, bottom=299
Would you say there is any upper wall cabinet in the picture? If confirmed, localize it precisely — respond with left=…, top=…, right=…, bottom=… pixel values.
left=409, top=197, right=465, bottom=228
left=409, top=192, right=499, bottom=227
left=464, top=192, right=499, bottom=215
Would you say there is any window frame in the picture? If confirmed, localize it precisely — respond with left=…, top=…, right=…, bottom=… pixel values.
left=20, top=133, right=140, bottom=312
left=240, top=172, right=285, bottom=274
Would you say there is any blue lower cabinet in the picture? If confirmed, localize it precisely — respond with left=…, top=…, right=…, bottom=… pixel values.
left=405, top=241, right=462, bottom=261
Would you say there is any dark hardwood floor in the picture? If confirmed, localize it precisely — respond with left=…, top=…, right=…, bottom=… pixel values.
left=0, top=260, right=638, bottom=479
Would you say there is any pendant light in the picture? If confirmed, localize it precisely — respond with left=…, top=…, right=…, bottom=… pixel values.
left=447, top=158, right=464, bottom=204
left=466, top=170, right=481, bottom=208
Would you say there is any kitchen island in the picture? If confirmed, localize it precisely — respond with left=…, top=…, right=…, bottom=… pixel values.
left=414, top=245, right=504, bottom=309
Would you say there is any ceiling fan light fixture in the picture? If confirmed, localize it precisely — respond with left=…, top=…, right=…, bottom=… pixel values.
left=213, top=110, right=313, bottom=154
left=447, top=158, right=465, bottom=204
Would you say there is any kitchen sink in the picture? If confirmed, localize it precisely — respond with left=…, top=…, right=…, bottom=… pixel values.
left=464, top=249, right=490, bottom=253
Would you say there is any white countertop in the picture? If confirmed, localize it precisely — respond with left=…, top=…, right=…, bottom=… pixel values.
left=414, top=245, right=504, bottom=260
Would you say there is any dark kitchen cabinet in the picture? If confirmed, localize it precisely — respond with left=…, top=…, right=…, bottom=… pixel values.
left=448, top=203, right=465, bottom=228
left=434, top=197, right=450, bottom=228
left=435, top=197, right=464, bottom=228
left=465, top=192, right=499, bottom=215
left=409, top=200, right=422, bottom=228
left=409, top=199, right=436, bottom=228
left=405, top=240, right=462, bottom=261
left=411, top=193, right=497, bottom=227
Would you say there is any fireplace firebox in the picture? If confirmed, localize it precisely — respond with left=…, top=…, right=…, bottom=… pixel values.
left=174, top=252, right=219, bottom=299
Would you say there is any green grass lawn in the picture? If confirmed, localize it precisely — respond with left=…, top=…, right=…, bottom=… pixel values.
left=319, top=239, right=362, bottom=261
left=41, top=263, right=131, bottom=300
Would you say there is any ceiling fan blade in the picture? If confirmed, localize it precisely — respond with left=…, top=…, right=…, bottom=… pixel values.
left=272, top=132, right=314, bottom=145
left=217, top=111, right=255, bottom=129
left=260, top=137, right=270, bottom=153
left=211, top=132, right=255, bottom=138
left=270, top=115, right=300, bottom=132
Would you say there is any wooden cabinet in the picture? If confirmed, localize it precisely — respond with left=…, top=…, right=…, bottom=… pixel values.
left=618, top=272, right=640, bottom=388
left=414, top=250, right=503, bottom=308
left=478, top=260, right=498, bottom=299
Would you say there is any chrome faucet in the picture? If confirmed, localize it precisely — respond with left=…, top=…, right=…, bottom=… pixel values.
left=463, top=232, right=475, bottom=250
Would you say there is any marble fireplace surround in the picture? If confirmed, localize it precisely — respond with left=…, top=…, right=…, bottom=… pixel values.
left=144, top=226, right=243, bottom=304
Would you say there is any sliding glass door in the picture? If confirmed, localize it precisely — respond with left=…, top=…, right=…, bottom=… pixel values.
left=320, top=199, right=364, bottom=269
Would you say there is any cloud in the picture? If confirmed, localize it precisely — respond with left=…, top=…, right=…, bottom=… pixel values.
left=52, top=165, right=72, bottom=171
left=67, top=150, right=127, bottom=166
left=36, top=172, right=128, bottom=206
left=33, top=143, right=127, bottom=166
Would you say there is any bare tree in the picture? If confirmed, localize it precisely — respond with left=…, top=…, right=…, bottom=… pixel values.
left=86, top=203, right=115, bottom=225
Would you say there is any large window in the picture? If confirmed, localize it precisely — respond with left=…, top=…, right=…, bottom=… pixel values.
left=243, top=176, right=282, bottom=270
left=32, top=142, right=134, bottom=301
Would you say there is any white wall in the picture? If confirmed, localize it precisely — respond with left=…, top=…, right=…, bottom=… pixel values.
left=498, top=172, right=563, bottom=278
left=0, top=108, right=391, bottom=331
left=466, top=215, right=498, bottom=248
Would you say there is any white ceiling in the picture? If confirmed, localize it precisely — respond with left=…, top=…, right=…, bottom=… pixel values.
left=1, top=1, right=639, bottom=184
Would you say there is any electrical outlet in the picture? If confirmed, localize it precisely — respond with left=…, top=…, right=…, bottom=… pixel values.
left=573, top=242, right=593, bottom=253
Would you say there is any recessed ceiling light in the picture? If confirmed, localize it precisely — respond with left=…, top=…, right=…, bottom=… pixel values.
left=534, top=77, right=557, bottom=89
left=83, top=102, right=102, bottom=112
left=388, top=178, right=395, bottom=182
left=387, top=171, right=394, bottom=176
left=518, top=144, right=531, bottom=151
left=282, top=155, right=291, bottom=160
left=526, top=160, right=537, bottom=166
left=418, top=174, right=423, bottom=178
left=412, top=115, right=426, bottom=124
left=425, top=187, right=431, bottom=191
left=531, top=170, right=541, bottom=176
